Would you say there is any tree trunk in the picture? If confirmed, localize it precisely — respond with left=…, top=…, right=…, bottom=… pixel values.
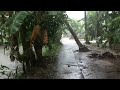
left=108, top=11, right=116, bottom=49
left=20, top=24, right=36, bottom=70
left=1, top=30, right=3, bottom=43
left=101, top=11, right=109, bottom=48
left=33, top=38, right=42, bottom=62
left=96, top=11, right=100, bottom=47
left=65, top=20, right=89, bottom=52
left=20, top=25, right=28, bottom=52
left=84, top=11, right=90, bottom=44
left=109, top=36, right=114, bottom=49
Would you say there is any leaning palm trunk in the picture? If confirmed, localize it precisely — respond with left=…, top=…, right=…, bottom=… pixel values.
left=65, top=20, right=89, bottom=52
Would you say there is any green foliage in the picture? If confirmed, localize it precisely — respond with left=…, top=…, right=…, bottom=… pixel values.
left=0, top=11, right=67, bottom=44
left=42, top=44, right=61, bottom=57
left=10, top=11, right=31, bottom=35
left=0, top=11, right=68, bottom=76
left=42, top=46, right=49, bottom=56
left=86, top=11, right=120, bottom=47
left=41, top=11, right=67, bottom=45
left=66, top=18, right=85, bottom=38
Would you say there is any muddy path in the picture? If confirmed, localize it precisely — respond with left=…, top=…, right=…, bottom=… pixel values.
left=1, top=38, right=119, bottom=79
left=26, top=38, right=120, bottom=79
left=27, top=38, right=84, bottom=79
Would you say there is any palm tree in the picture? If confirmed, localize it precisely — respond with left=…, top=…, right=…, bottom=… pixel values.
left=65, top=20, right=89, bottom=52
left=84, top=11, right=90, bottom=44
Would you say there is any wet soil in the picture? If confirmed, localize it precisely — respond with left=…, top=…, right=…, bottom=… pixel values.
left=1, top=38, right=120, bottom=79
left=26, top=38, right=120, bottom=79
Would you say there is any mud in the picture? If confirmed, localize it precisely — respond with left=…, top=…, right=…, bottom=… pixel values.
left=1, top=38, right=120, bottom=79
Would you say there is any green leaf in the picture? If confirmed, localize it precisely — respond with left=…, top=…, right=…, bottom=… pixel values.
left=10, top=11, right=31, bottom=35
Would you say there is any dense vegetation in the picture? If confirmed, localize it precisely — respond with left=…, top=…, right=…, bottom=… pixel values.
left=64, top=11, right=120, bottom=49
left=0, top=11, right=120, bottom=79
left=0, top=11, right=67, bottom=75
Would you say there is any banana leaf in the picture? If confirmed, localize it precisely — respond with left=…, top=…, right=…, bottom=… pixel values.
left=10, top=11, right=31, bottom=35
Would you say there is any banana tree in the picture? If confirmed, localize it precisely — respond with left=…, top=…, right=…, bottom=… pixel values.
left=0, top=11, right=67, bottom=72
left=0, top=11, right=38, bottom=71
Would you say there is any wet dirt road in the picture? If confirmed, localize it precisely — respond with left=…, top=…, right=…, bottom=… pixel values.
left=51, top=38, right=85, bottom=79
left=50, top=38, right=120, bottom=79
left=2, top=38, right=120, bottom=79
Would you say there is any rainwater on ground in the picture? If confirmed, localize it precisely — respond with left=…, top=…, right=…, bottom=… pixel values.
left=1, top=38, right=120, bottom=79
left=0, top=45, right=22, bottom=79
left=26, top=38, right=120, bottom=79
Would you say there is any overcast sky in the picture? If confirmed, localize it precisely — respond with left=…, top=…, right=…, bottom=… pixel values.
left=66, top=11, right=84, bottom=20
